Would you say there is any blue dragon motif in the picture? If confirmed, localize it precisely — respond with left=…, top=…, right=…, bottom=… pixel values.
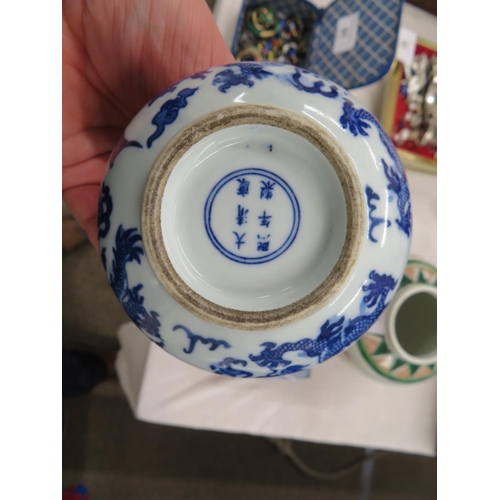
left=97, top=183, right=113, bottom=239
left=249, top=270, right=397, bottom=370
left=339, top=100, right=411, bottom=237
left=100, top=247, right=107, bottom=271
left=365, top=186, right=390, bottom=243
left=263, top=364, right=310, bottom=378
left=339, top=100, right=372, bottom=137
left=342, top=271, right=397, bottom=344
left=210, top=358, right=253, bottom=378
left=109, top=225, right=164, bottom=347
left=382, top=159, right=412, bottom=237
left=147, top=87, right=199, bottom=148
left=339, top=100, right=405, bottom=175
left=289, top=68, right=338, bottom=98
left=98, top=183, right=113, bottom=271
left=108, top=135, right=143, bottom=168
left=173, top=325, right=231, bottom=354
left=210, top=358, right=309, bottom=378
left=213, top=63, right=273, bottom=93
left=249, top=317, right=345, bottom=369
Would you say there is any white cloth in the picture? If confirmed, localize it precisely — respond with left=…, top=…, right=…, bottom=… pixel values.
left=115, top=2, right=437, bottom=456
left=116, top=168, right=436, bottom=456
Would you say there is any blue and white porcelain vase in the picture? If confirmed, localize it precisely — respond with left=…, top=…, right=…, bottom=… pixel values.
left=98, top=63, right=412, bottom=378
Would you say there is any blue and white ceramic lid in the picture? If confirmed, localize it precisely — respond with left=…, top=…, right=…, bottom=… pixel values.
left=232, top=0, right=403, bottom=89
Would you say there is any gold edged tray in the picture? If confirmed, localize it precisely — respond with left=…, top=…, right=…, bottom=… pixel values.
left=380, top=39, right=437, bottom=175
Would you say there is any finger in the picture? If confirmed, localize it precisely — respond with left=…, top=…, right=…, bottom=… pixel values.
left=63, top=127, right=122, bottom=168
left=131, top=0, right=236, bottom=100
left=65, top=0, right=236, bottom=112
left=63, top=184, right=100, bottom=251
left=173, top=0, right=235, bottom=75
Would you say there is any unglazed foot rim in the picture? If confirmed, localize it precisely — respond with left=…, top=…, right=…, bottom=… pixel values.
left=142, top=104, right=366, bottom=331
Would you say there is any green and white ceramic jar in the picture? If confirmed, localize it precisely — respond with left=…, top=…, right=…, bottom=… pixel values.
left=346, top=258, right=437, bottom=384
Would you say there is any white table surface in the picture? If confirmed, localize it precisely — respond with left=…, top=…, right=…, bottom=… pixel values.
left=115, top=1, right=437, bottom=457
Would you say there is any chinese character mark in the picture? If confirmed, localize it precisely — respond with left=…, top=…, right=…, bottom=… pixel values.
left=258, top=211, right=272, bottom=227
left=236, top=205, right=248, bottom=226
left=260, top=181, right=276, bottom=200
left=236, top=178, right=250, bottom=197
left=258, top=241, right=269, bottom=251
left=233, top=232, right=246, bottom=250
left=257, top=235, right=270, bottom=252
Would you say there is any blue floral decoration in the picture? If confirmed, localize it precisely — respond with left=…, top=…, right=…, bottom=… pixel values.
left=147, top=87, right=199, bottom=148
left=109, top=225, right=164, bottom=347
left=213, top=63, right=274, bottom=93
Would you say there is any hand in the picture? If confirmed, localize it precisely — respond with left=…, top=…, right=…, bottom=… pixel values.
left=63, top=0, right=234, bottom=249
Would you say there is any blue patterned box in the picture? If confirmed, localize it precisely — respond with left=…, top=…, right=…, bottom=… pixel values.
left=231, top=0, right=404, bottom=89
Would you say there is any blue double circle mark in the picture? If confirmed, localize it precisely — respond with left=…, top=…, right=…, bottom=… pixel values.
left=204, top=168, right=300, bottom=265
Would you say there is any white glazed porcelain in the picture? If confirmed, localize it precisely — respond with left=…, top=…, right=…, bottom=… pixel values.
left=97, top=63, right=412, bottom=378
